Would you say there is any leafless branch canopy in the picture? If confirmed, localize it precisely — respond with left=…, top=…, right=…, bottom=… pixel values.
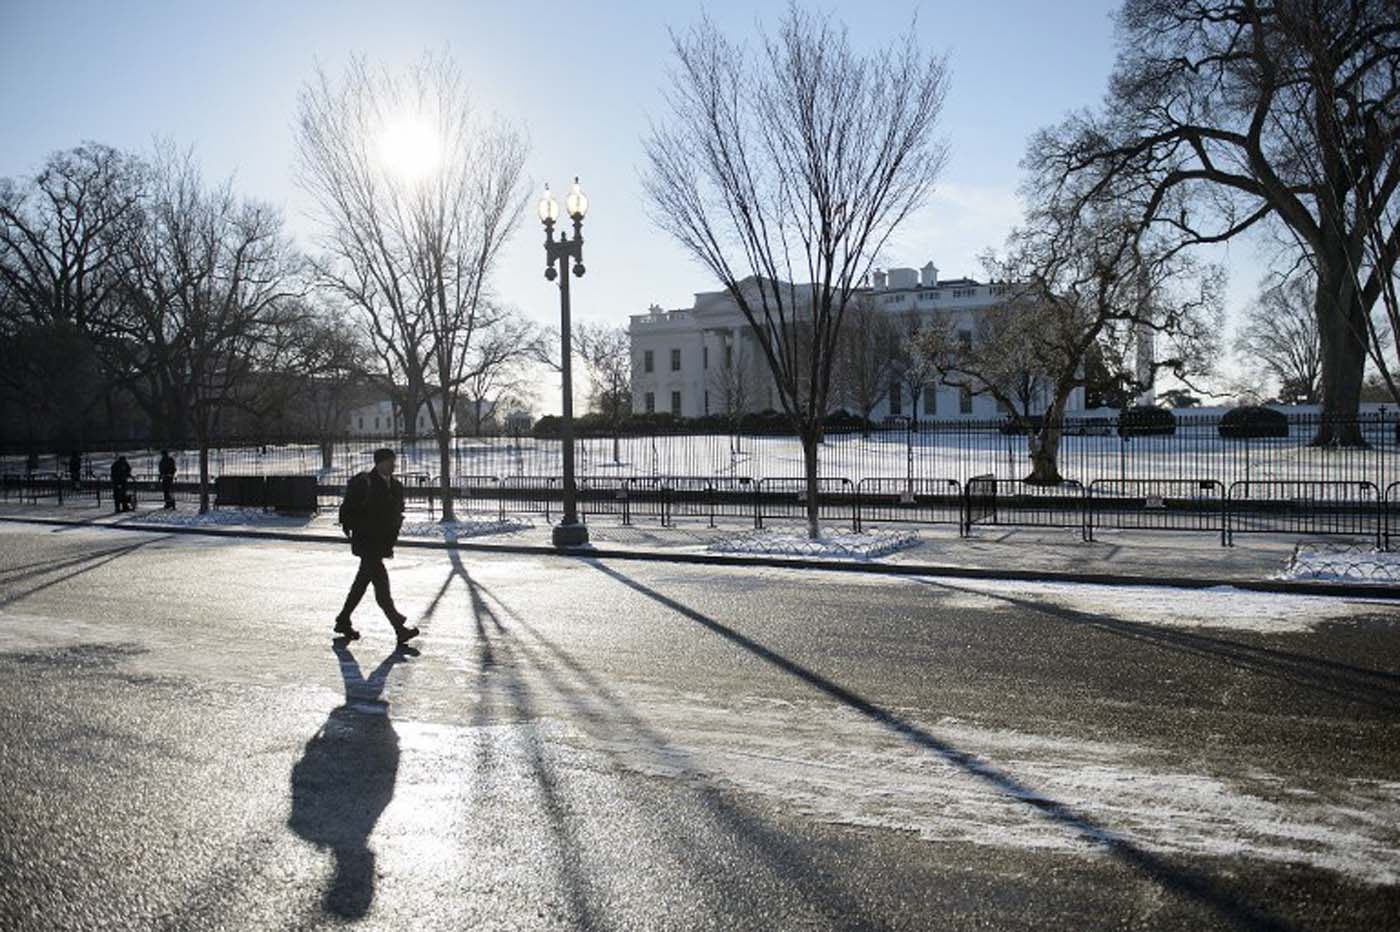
left=643, top=6, right=948, bottom=435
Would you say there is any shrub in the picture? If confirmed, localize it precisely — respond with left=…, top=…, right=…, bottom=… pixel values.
left=1218, top=405, right=1289, bottom=439
left=1117, top=405, right=1177, bottom=437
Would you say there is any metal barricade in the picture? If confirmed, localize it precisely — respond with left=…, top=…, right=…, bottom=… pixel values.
left=1087, top=479, right=1227, bottom=545
left=1226, top=480, right=1382, bottom=547
left=497, top=475, right=561, bottom=522
left=661, top=476, right=754, bottom=527
left=755, top=477, right=857, bottom=531
left=855, top=478, right=963, bottom=533
left=963, top=477, right=1085, bottom=536
left=1388, top=482, right=1400, bottom=552
left=964, top=474, right=996, bottom=533
left=576, top=476, right=633, bottom=525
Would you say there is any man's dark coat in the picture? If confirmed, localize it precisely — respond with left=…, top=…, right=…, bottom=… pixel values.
left=340, top=470, right=405, bottom=559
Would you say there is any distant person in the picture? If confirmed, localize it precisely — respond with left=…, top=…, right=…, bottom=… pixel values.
left=334, top=448, right=418, bottom=645
left=110, top=455, right=133, bottom=513
left=25, top=451, right=38, bottom=476
left=159, top=450, right=177, bottom=509
left=68, top=451, right=82, bottom=490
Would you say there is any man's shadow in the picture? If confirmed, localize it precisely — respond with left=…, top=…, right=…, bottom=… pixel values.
left=288, top=639, right=416, bottom=919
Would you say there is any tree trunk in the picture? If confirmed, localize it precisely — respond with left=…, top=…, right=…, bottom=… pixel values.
left=1026, top=426, right=1064, bottom=485
left=1026, top=394, right=1070, bottom=485
left=437, top=428, right=455, bottom=523
left=1311, top=260, right=1368, bottom=446
left=802, top=427, right=820, bottom=540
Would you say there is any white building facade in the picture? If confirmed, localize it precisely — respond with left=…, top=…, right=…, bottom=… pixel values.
left=346, top=397, right=455, bottom=436
left=628, top=262, right=1086, bottom=421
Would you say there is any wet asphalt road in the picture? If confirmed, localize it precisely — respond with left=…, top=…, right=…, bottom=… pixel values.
left=0, top=522, right=1397, bottom=931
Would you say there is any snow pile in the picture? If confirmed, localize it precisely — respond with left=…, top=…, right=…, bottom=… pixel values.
left=708, top=527, right=919, bottom=559
left=921, top=578, right=1390, bottom=634
left=124, top=507, right=307, bottom=527
left=399, top=517, right=531, bottom=539
left=1279, top=542, right=1400, bottom=585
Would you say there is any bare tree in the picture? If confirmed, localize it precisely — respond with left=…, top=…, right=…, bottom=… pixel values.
left=117, top=148, right=303, bottom=511
left=276, top=301, right=374, bottom=470
left=0, top=144, right=143, bottom=448
left=297, top=53, right=530, bottom=520
left=458, top=304, right=541, bottom=437
left=1234, top=275, right=1322, bottom=404
left=706, top=334, right=757, bottom=421
left=891, top=308, right=939, bottom=423
left=643, top=6, right=948, bottom=537
left=831, top=293, right=899, bottom=432
left=923, top=187, right=1222, bottom=485
left=1041, top=0, right=1400, bottom=445
left=571, top=322, right=632, bottom=463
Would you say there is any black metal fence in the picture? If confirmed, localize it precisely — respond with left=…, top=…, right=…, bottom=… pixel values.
left=4, top=412, right=1398, bottom=547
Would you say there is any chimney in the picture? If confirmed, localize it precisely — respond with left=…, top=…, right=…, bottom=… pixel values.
left=921, top=262, right=939, bottom=287
left=872, top=269, right=887, bottom=290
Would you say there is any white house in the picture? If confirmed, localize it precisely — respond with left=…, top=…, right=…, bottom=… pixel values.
left=628, top=262, right=1087, bottom=421
left=346, top=396, right=456, bottom=436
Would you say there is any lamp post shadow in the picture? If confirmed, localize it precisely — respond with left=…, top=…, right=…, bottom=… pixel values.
left=287, top=639, right=415, bottom=919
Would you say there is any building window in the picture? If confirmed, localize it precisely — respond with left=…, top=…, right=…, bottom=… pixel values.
left=923, top=385, right=937, bottom=415
left=996, top=396, right=1010, bottom=414
left=670, top=391, right=682, bottom=416
left=374, top=416, right=380, bottom=430
left=704, top=390, right=710, bottom=414
left=670, top=348, right=681, bottom=371
left=725, top=345, right=733, bottom=368
left=644, top=392, right=655, bottom=413
left=958, top=329, right=972, bottom=352
left=889, top=382, right=902, bottom=416
left=358, top=417, right=364, bottom=430
left=644, top=350, right=654, bottom=373
left=918, top=290, right=939, bottom=301
left=952, top=288, right=974, bottom=298
left=703, top=346, right=709, bottom=369
left=883, top=294, right=903, bottom=305
left=959, top=385, right=973, bottom=414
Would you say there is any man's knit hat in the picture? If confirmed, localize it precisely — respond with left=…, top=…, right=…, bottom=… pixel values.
left=373, top=447, right=396, bottom=464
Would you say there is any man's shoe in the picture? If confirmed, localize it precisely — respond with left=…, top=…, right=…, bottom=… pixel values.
left=395, top=625, right=420, bottom=645
left=333, top=617, right=361, bottom=641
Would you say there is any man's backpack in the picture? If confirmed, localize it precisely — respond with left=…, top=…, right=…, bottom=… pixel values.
left=338, top=477, right=360, bottom=534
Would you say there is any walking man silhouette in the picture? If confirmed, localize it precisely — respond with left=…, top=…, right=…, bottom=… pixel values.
left=334, top=448, right=419, bottom=645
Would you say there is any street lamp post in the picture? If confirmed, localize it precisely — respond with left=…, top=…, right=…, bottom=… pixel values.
left=540, top=178, right=590, bottom=548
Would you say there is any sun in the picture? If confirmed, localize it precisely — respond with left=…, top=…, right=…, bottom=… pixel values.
left=376, top=114, right=440, bottom=184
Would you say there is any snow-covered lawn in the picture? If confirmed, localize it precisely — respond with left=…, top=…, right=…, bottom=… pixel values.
left=708, top=527, right=921, bottom=559
left=12, top=415, right=1398, bottom=491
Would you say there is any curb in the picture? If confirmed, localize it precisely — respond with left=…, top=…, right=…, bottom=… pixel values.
left=3, top=514, right=1398, bottom=601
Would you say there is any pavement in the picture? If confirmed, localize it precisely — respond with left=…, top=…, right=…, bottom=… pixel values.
left=1, top=523, right=1398, bottom=930
left=1, top=495, right=1394, bottom=599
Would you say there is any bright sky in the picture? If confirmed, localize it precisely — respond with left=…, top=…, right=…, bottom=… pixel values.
left=0, top=0, right=1264, bottom=410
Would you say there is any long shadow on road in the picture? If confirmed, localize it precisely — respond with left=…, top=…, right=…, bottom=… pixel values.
left=585, top=560, right=1298, bottom=932
left=910, top=578, right=1400, bottom=713
left=445, top=549, right=891, bottom=931
left=0, top=536, right=168, bottom=610
left=288, top=639, right=414, bottom=920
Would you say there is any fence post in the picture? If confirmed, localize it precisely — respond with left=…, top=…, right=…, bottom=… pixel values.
left=1084, top=482, right=1094, bottom=542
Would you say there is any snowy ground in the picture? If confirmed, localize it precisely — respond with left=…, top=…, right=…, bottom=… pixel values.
left=11, top=417, right=1399, bottom=490
left=1281, top=542, right=1400, bottom=584
left=708, top=528, right=922, bottom=559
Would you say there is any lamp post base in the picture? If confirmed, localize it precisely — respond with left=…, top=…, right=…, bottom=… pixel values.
left=552, top=521, right=590, bottom=548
